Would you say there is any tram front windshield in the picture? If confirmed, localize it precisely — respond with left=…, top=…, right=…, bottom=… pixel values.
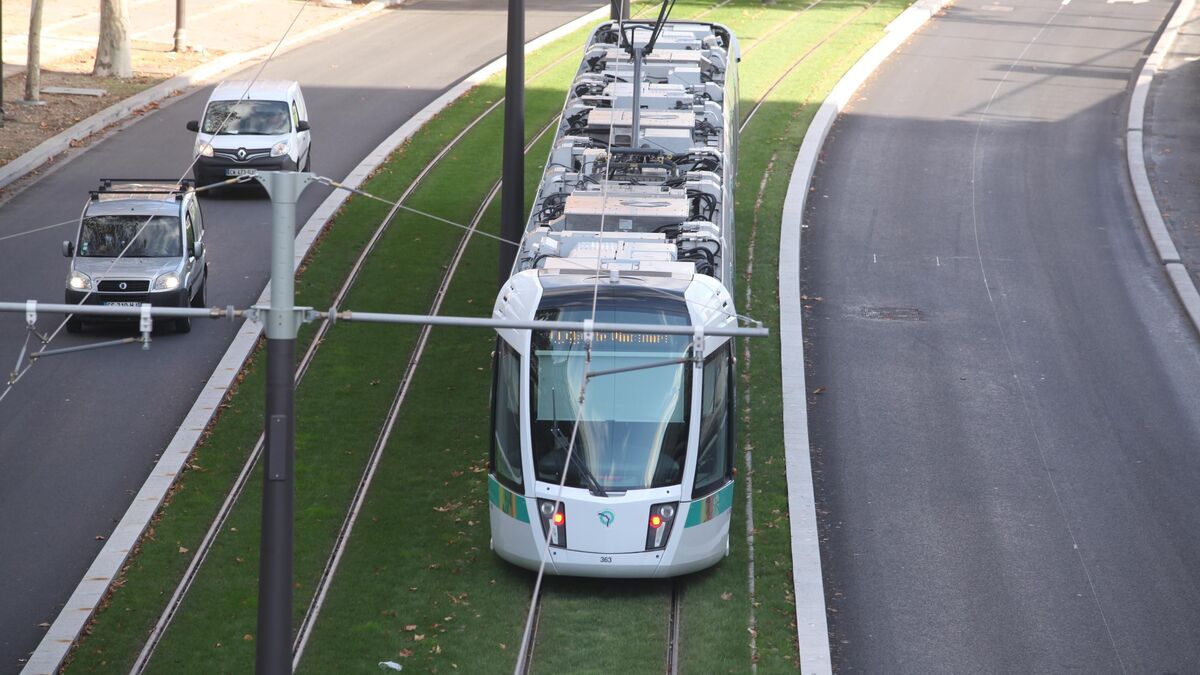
left=531, top=306, right=691, bottom=492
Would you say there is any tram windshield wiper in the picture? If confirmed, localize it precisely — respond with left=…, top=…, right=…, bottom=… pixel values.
left=551, top=389, right=608, bottom=498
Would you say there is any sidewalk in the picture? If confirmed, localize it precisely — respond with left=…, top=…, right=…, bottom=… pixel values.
left=0, top=0, right=369, bottom=174
left=2, top=0, right=360, bottom=75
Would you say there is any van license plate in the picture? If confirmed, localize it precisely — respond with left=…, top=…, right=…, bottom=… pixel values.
left=104, top=301, right=141, bottom=307
left=226, top=168, right=258, bottom=177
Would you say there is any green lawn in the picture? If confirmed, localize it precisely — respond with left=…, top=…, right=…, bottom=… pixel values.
left=61, top=0, right=913, bottom=672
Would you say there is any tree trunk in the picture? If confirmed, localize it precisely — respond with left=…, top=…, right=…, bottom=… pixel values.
left=94, top=0, right=133, bottom=78
left=25, top=0, right=44, bottom=101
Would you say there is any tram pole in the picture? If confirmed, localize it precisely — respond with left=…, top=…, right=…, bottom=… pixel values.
left=499, top=0, right=524, bottom=285
left=254, top=170, right=313, bottom=675
left=610, top=0, right=629, bottom=20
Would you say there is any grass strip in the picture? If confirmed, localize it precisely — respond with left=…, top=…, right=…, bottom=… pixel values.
left=141, top=74, right=586, bottom=675
left=291, top=124, right=556, bottom=673
left=718, top=1, right=913, bottom=671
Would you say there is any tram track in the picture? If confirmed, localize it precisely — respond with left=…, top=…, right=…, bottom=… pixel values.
left=128, top=2, right=691, bottom=668
left=739, top=0, right=884, bottom=133
left=504, top=2, right=882, bottom=671
left=515, top=585, right=543, bottom=675
left=129, top=57, right=578, bottom=674
left=514, top=579, right=682, bottom=675
left=127, top=0, right=880, bottom=669
left=666, top=580, right=683, bottom=675
left=291, top=116, right=559, bottom=663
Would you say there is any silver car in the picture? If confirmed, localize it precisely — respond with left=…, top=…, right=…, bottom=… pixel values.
left=62, top=180, right=209, bottom=333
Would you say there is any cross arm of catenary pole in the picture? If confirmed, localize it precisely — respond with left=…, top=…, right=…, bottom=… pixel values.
left=0, top=301, right=770, bottom=338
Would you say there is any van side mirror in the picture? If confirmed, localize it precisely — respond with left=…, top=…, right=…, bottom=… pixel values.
left=191, top=241, right=204, bottom=260
left=186, top=120, right=200, bottom=132
left=296, top=120, right=310, bottom=132
left=62, top=240, right=74, bottom=257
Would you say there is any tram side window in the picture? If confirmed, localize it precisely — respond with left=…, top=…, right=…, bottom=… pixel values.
left=694, top=343, right=732, bottom=498
left=491, top=339, right=524, bottom=490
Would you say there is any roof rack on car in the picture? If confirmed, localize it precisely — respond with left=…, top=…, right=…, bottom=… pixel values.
left=90, top=178, right=195, bottom=201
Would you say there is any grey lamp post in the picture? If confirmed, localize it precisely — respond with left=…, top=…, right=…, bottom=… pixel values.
left=498, top=0, right=524, bottom=284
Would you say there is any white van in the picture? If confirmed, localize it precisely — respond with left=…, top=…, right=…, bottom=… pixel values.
left=187, top=80, right=312, bottom=188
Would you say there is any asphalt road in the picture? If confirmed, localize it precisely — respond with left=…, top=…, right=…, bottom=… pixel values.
left=803, top=0, right=1200, bottom=671
left=0, top=1, right=599, bottom=670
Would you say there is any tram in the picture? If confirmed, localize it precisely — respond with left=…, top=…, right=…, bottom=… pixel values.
left=488, top=18, right=741, bottom=577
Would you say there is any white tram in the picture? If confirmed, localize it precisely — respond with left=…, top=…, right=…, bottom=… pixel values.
left=488, top=20, right=741, bottom=577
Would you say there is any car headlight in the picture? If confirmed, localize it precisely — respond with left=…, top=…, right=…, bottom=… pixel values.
left=68, top=270, right=92, bottom=291
left=154, top=272, right=181, bottom=291
left=270, top=141, right=289, bottom=158
left=196, top=142, right=214, bottom=158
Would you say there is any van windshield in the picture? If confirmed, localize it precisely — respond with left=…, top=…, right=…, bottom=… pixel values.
left=202, top=100, right=290, bottom=135
left=78, top=215, right=181, bottom=257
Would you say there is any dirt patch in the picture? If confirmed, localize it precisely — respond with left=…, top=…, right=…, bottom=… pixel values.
left=0, top=41, right=217, bottom=166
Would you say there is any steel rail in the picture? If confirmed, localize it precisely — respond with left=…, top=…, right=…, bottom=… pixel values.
left=291, top=117, right=557, bottom=666
left=127, top=46, right=584, bottom=672
left=738, top=0, right=883, bottom=135
left=667, top=580, right=683, bottom=674
left=514, top=584, right=543, bottom=675
left=510, top=1, right=871, bottom=669
left=128, top=0, right=823, bottom=667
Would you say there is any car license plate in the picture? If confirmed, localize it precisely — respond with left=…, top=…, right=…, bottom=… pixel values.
left=226, top=168, right=258, bottom=177
left=104, top=301, right=141, bottom=307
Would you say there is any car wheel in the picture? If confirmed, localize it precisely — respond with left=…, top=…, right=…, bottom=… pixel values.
left=175, top=317, right=192, bottom=334
left=65, top=316, right=82, bottom=333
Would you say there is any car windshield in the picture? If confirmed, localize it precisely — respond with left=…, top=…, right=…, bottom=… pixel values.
left=78, top=215, right=181, bottom=257
left=531, top=304, right=691, bottom=492
left=202, top=99, right=290, bottom=135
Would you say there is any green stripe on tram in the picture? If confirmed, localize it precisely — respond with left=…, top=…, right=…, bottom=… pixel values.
left=684, top=481, right=735, bottom=528
left=488, top=475, right=531, bottom=523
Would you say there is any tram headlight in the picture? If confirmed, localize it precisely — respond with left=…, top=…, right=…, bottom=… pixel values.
left=537, top=499, right=567, bottom=549
left=646, top=502, right=679, bottom=551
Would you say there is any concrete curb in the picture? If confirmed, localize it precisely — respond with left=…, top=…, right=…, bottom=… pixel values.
left=1126, top=0, right=1200, bottom=335
left=777, top=1, right=950, bottom=672
left=0, top=0, right=396, bottom=193
left=19, top=6, right=607, bottom=674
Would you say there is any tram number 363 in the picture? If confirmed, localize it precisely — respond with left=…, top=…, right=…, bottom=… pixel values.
left=600, top=556, right=613, bottom=563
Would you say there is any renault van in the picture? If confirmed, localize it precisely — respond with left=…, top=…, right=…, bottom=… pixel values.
left=187, top=80, right=312, bottom=188
left=63, top=180, right=209, bottom=333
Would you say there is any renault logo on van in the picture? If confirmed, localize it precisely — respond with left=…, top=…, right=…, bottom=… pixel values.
left=237, top=148, right=247, bottom=160
left=597, top=510, right=614, bottom=528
